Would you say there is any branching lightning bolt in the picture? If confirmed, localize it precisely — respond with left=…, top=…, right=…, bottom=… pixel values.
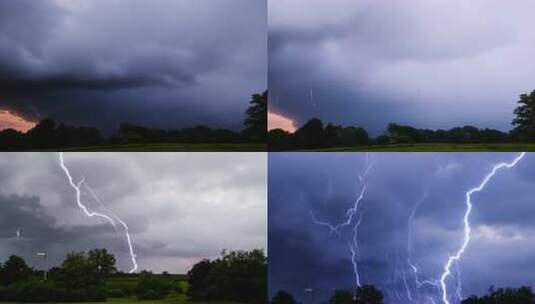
left=59, top=152, right=138, bottom=273
left=407, top=190, right=440, bottom=292
left=311, top=153, right=375, bottom=288
left=439, top=152, right=526, bottom=304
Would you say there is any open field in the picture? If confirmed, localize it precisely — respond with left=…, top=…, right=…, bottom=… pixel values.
left=42, top=143, right=266, bottom=152
left=0, top=274, right=239, bottom=304
left=295, top=143, right=535, bottom=152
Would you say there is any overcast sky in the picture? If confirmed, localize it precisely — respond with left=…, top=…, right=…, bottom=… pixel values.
left=0, top=0, right=266, bottom=133
left=269, top=0, right=535, bottom=134
left=269, top=152, right=535, bottom=303
left=0, top=153, right=266, bottom=274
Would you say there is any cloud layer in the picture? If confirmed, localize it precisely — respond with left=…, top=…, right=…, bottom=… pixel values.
left=0, top=152, right=267, bottom=274
left=269, top=152, right=535, bottom=303
left=0, top=0, right=266, bottom=132
left=269, top=0, right=535, bottom=134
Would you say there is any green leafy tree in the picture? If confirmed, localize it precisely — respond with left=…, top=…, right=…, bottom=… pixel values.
left=243, top=91, right=267, bottom=141
left=87, top=248, right=117, bottom=274
left=0, top=255, right=32, bottom=285
left=512, top=90, right=535, bottom=140
left=187, top=249, right=267, bottom=303
left=271, top=290, right=297, bottom=304
left=187, top=259, right=213, bottom=300
left=57, top=251, right=102, bottom=289
left=135, top=273, right=176, bottom=300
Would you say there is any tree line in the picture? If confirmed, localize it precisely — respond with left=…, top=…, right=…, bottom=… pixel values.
left=0, top=248, right=266, bottom=303
left=0, top=249, right=122, bottom=302
left=271, top=285, right=535, bottom=304
left=188, top=249, right=267, bottom=304
left=271, top=285, right=383, bottom=304
left=269, top=90, right=535, bottom=150
left=0, top=91, right=266, bottom=150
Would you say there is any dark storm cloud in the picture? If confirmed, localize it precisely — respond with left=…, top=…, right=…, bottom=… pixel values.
left=0, top=0, right=266, bottom=132
left=269, top=152, right=535, bottom=303
left=269, top=0, right=535, bottom=134
left=0, top=153, right=266, bottom=273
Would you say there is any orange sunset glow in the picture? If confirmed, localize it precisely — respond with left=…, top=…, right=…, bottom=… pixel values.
left=268, top=111, right=297, bottom=133
left=0, top=110, right=36, bottom=133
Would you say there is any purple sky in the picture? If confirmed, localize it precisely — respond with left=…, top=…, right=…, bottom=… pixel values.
left=269, top=0, right=535, bottom=134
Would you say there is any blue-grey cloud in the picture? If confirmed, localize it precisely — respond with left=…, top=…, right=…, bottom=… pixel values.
left=0, top=153, right=267, bottom=274
left=269, top=152, right=535, bottom=303
left=0, top=0, right=266, bottom=132
left=269, top=0, right=535, bottom=134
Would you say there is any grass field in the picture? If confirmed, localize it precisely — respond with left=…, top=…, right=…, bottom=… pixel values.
left=296, top=143, right=535, bottom=152
left=49, top=143, right=266, bottom=152
left=0, top=274, right=239, bottom=304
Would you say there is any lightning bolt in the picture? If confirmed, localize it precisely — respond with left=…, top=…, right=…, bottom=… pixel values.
left=439, top=152, right=526, bottom=304
left=59, top=152, right=138, bottom=273
left=407, top=190, right=441, bottom=294
left=311, top=153, right=375, bottom=288
left=310, top=89, right=316, bottom=108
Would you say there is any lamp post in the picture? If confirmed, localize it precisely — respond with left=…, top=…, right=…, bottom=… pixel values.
left=36, top=252, right=47, bottom=281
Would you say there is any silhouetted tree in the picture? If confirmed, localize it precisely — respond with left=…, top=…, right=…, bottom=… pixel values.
left=243, top=91, right=267, bottom=141
left=25, top=118, right=59, bottom=148
left=462, top=286, right=534, bottom=304
left=329, top=289, right=354, bottom=304
left=329, top=285, right=383, bottom=304
left=512, top=90, right=535, bottom=141
left=375, top=135, right=390, bottom=145
left=0, top=129, right=24, bottom=150
left=271, top=290, right=297, bottom=304
left=295, top=118, right=324, bottom=148
left=268, top=128, right=294, bottom=151
left=355, top=285, right=383, bottom=304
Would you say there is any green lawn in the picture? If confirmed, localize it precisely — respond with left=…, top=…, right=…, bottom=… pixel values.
left=295, top=143, right=535, bottom=152
left=0, top=274, right=236, bottom=304
left=48, top=143, right=266, bottom=152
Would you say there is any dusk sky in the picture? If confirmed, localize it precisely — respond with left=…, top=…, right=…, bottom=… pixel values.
left=0, top=0, right=266, bottom=133
left=0, top=153, right=266, bottom=274
left=269, top=0, right=535, bottom=134
left=269, top=152, right=535, bottom=304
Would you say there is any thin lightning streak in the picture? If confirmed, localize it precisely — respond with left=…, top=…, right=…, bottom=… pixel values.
left=311, top=153, right=375, bottom=289
left=310, top=89, right=316, bottom=108
left=59, top=152, right=138, bottom=273
left=439, top=152, right=526, bottom=304
left=311, top=185, right=366, bottom=234
left=349, top=214, right=364, bottom=287
left=407, top=190, right=440, bottom=290
left=83, top=183, right=119, bottom=233
left=113, top=216, right=138, bottom=273
left=87, top=182, right=137, bottom=273
left=403, top=274, right=413, bottom=301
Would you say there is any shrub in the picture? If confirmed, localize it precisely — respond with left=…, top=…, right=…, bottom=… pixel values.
left=106, top=288, right=127, bottom=298
left=135, top=275, right=176, bottom=300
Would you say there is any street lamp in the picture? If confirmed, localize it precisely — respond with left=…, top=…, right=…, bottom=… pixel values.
left=36, top=252, right=47, bottom=281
